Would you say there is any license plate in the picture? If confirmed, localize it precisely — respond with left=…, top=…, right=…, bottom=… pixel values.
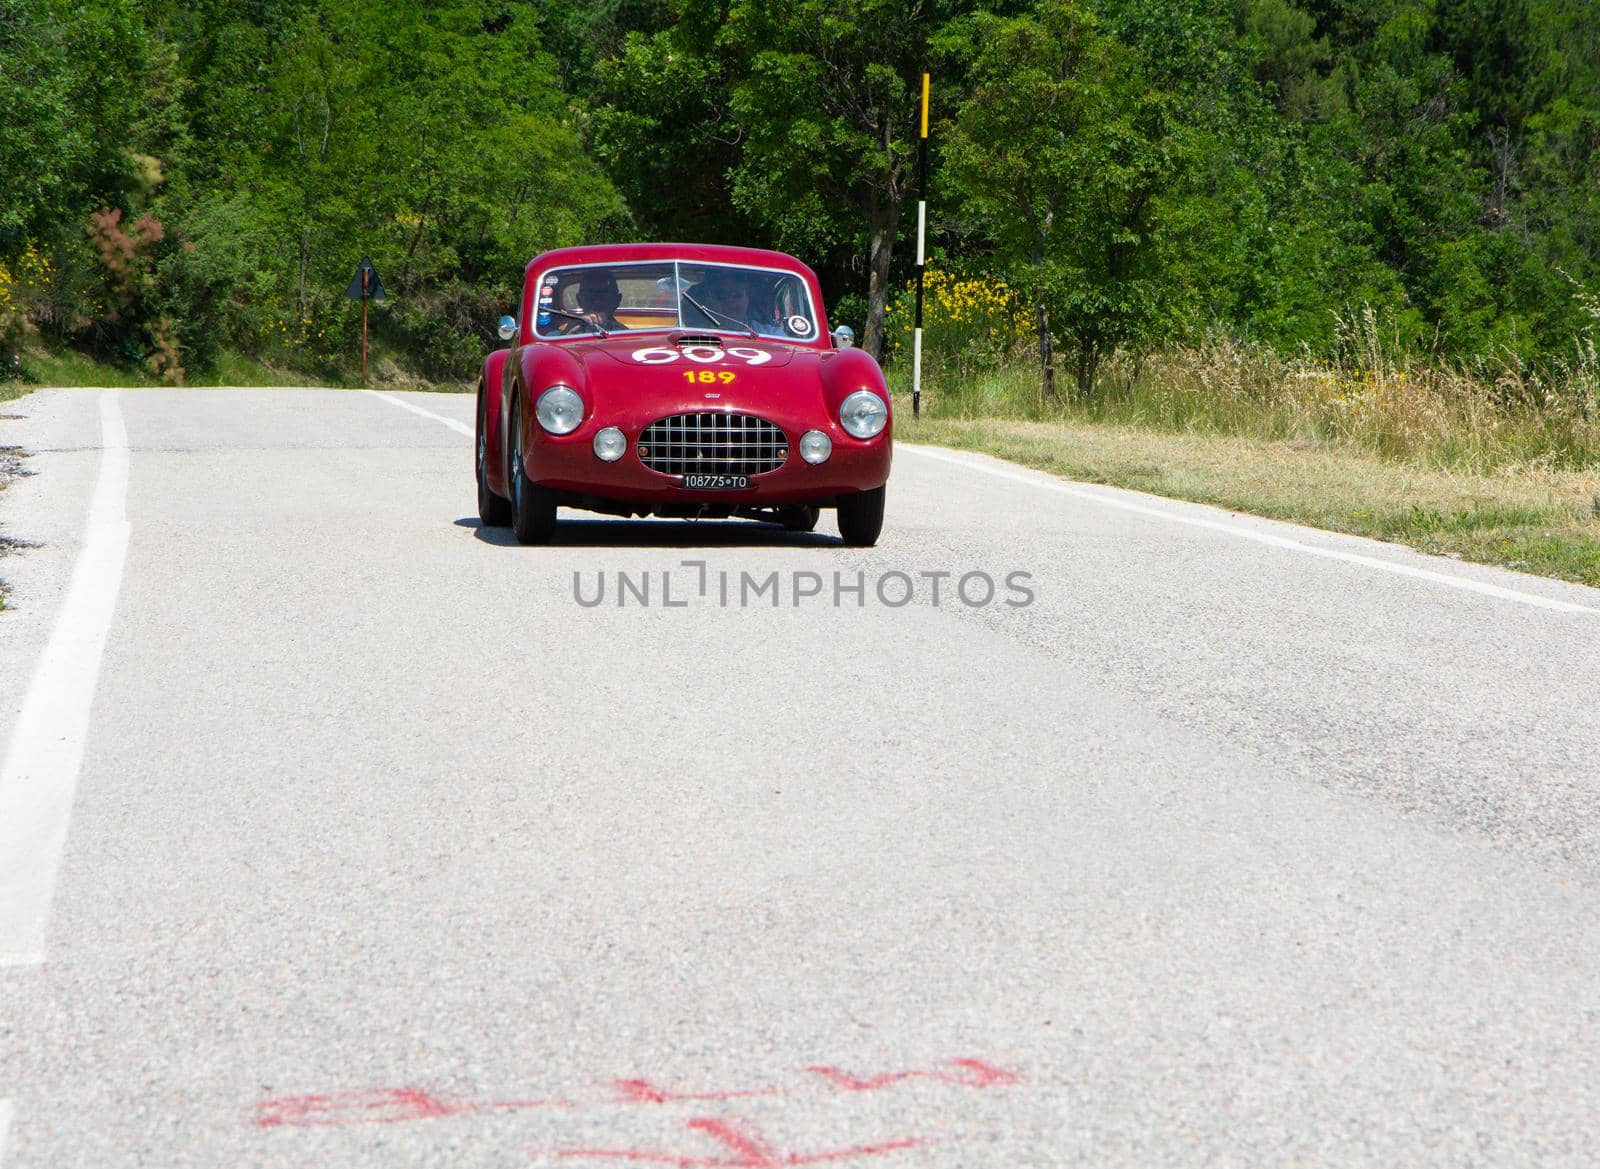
left=682, top=474, right=749, bottom=489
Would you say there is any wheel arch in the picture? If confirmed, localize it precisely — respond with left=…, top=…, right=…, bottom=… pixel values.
left=481, top=347, right=514, bottom=495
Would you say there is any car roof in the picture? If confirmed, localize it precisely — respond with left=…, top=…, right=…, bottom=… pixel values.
left=525, top=243, right=818, bottom=282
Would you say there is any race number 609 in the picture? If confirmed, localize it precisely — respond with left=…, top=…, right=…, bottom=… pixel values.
left=630, top=346, right=772, bottom=366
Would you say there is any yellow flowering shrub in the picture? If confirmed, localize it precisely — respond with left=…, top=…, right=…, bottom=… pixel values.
left=884, top=269, right=1031, bottom=371
left=0, top=261, right=16, bottom=321
left=4, top=242, right=73, bottom=337
left=0, top=252, right=36, bottom=360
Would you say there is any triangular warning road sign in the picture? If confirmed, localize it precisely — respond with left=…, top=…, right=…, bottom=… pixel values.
left=345, top=257, right=387, bottom=301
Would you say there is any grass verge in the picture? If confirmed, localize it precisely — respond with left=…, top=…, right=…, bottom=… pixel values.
left=0, top=337, right=469, bottom=399
left=899, top=410, right=1600, bottom=587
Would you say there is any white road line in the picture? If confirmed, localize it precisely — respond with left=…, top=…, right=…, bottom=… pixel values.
left=366, top=390, right=472, bottom=436
left=902, top=443, right=1600, bottom=615
left=357, top=392, right=1595, bottom=615
left=0, top=392, right=131, bottom=966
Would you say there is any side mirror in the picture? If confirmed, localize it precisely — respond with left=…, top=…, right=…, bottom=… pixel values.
left=831, top=325, right=854, bottom=349
left=497, top=315, right=517, bottom=342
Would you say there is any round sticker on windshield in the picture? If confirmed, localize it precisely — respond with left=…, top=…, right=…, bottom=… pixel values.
left=786, top=314, right=813, bottom=336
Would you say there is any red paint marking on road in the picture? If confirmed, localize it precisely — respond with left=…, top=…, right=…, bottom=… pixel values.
left=806, top=1059, right=1019, bottom=1092
left=256, top=1088, right=573, bottom=1128
left=255, top=1088, right=464, bottom=1128
left=684, top=1118, right=782, bottom=1166
left=611, top=1078, right=783, bottom=1104
left=941, top=1058, right=1020, bottom=1087
left=251, top=1057, right=1019, bottom=1131
left=557, top=1116, right=933, bottom=1167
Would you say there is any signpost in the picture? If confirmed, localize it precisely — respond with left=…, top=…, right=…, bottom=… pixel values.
left=913, top=73, right=930, bottom=418
left=344, top=258, right=387, bottom=384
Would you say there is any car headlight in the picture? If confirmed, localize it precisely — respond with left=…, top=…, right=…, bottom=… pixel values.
left=799, top=430, right=832, bottom=464
left=535, top=385, right=584, bottom=435
left=593, top=426, right=626, bottom=462
left=839, top=390, right=887, bottom=439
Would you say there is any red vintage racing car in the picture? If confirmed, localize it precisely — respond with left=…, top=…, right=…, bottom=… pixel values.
left=475, top=244, right=891, bottom=545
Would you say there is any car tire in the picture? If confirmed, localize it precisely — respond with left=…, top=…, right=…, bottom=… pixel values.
left=509, top=395, right=558, bottom=545
left=477, top=384, right=512, bottom=527
left=781, top=505, right=820, bottom=532
left=836, top=485, right=885, bottom=547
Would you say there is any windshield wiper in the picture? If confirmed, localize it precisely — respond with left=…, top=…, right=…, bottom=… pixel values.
left=680, top=291, right=758, bottom=338
left=543, top=307, right=611, bottom=337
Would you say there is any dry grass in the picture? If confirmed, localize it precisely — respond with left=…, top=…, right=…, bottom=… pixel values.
left=1120, top=309, right=1600, bottom=473
left=898, top=414, right=1600, bottom=586
left=895, top=308, right=1600, bottom=475
left=891, top=313, right=1600, bottom=586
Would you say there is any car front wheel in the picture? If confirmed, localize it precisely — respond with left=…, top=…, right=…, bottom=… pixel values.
left=836, top=485, right=885, bottom=547
left=509, top=395, right=558, bottom=545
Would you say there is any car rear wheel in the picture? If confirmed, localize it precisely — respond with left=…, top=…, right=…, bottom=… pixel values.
left=836, top=485, right=885, bottom=547
left=477, top=383, right=512, bottom=527
left=509, top=395, right=558, bottom=545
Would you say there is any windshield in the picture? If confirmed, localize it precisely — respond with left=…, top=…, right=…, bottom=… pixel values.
left=532, top=260, right=819, bottom=342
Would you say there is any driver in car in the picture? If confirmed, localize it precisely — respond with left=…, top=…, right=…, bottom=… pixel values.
left=552, top=269, right=628, bottom=334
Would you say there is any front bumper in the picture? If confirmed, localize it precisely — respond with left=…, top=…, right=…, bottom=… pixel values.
left=525, top=409, right=891, bottom=507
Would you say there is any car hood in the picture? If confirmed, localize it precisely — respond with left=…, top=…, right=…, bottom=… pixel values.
left=537, top=337, right=832, bottom=424
left=583, top=335, right=800, bottom=369
left=520, top=333, right=885, bottom=427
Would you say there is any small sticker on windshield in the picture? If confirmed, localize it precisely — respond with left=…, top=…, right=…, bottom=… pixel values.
left=787, top=315, right=812, bottom=336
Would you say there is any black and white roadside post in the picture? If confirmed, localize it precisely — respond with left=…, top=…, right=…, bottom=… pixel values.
left=344, top=258, right=387, bottom=384
left=913, top=72, right=930, bottom=418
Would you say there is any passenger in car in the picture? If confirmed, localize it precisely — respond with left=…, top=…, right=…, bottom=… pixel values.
left=687, top=272, right=786, bottom=336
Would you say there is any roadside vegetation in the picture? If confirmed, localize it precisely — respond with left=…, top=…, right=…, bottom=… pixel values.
left=0, top=336, right=465, bottom=401
left=2, top=0, right=1598, bottom=584
left=890, top=285, right=1600, bottom=584
left=898, top=411, right=1600, bottom=586
left=4, top=0, right=1598, bottom=383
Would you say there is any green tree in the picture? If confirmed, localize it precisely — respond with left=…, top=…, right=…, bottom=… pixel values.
left=0, top=0, right=151, bottom=250
left=946, top=0, right=1201, bottom=395
left=166, top=0, right=625, bottom=373
left=0, top=0, right=87, bottom=250
left=720, top=0, right=962, bottom=360
left=589, top=20, right=759, bottom=245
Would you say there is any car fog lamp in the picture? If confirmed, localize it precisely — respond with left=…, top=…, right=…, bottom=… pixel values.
left=535, top=385, right=584, bottom=435
left=839, top=391, right=888, bottom=439
left=593, top=426, right=626, bottom=462
left=800, top=430, right=832, bottom=465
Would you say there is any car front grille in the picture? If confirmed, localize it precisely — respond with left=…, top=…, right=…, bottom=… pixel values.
left=637, top=412, right=788, bottom=476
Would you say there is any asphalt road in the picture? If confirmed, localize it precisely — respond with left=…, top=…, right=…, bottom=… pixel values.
left=1, top=387, right=1598, bottom=1168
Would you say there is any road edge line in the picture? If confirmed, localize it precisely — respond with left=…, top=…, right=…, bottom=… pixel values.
left=366, top=389, right=472, bottom=437
left=0, top=391, right=131, bottom=964
left=901, top=443, right=1600, bottom=615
